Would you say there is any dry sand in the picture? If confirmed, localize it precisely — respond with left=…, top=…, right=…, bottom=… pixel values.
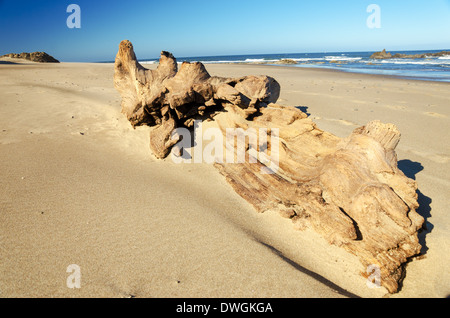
left=0, top=58, right=449, bottom=298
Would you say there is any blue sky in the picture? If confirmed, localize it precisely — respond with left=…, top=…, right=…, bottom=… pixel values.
left=0, top=0, right=449, bottom=62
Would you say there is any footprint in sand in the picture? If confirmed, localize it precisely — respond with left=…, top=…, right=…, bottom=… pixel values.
left=425, top=112, right=447, bottom=118
left=351, top=100, right=369, bottom=104
left=322, top=118, right=358, bottom=126
left=385, top=105, right=407, bottom=111
left=339, top=119, right=357, bottom=126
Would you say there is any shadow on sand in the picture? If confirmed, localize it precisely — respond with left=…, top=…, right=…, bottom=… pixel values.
left=0, top=61, right=19, bottom=65
left=397, top=159, right=433, bottom=255
left=295, top=105, right=311, bottom=117
left=256, top=239, right=361, bottom=298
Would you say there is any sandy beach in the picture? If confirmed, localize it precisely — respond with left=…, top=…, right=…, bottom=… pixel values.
left=0, top=59, right=449, bottom=298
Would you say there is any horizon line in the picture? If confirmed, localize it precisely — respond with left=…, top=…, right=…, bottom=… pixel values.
left=91, top=47, right=450, bottom=64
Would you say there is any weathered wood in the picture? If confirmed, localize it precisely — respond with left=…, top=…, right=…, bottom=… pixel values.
left=114, top=40, right=424, bottom=293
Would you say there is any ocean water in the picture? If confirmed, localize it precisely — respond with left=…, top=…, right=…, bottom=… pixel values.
left=139, top=50, right=450, bottom=83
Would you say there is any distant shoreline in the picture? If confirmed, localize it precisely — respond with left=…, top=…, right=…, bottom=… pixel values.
left=96, top=49, right=450, bottom=64
left=94, top=49, right=450, bottom=83
left=91, top=49, right=450, bottom=83
left=3, top=54, right=448, bottom=84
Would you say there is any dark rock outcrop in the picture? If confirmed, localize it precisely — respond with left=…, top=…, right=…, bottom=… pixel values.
left=1, top=52, right=60, bottom=63
left=274, top=59, right=298, bottom=65
left=370, top=49, right=392, bottom=59
left=371, top=49, right=450, bottom=60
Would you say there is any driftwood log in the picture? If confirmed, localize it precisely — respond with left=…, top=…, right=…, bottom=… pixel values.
left=114, top=40, right=424, bottom=293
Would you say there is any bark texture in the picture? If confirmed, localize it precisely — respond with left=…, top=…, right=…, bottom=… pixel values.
left=114, top=40, right=424, bottom=293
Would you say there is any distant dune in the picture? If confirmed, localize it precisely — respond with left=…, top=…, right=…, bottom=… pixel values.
left=1, top=52, right=59, bottom=63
